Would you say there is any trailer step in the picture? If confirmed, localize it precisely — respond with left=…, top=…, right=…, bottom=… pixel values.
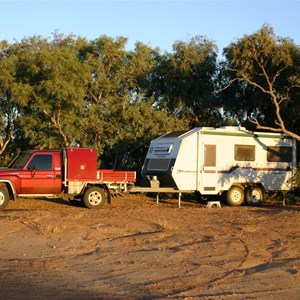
left=206, top=201, right=221, bottom=208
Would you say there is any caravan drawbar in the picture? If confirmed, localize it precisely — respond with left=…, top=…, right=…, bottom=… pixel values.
left=140, top=126, right=297, bottom=206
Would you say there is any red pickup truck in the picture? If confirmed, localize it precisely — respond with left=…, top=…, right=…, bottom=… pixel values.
left=0, top=148, right=136, bottom=210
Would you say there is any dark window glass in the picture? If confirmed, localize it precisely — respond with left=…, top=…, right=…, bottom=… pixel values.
left=10, top=152, right=32, bottom=169
left=27, top=155, right=52, bottom=170
left=267, top=146, right=292, bottom=162
left=204, top=145, right=216, bottom=166
left=234, top=145, right=255, bottom=161
left=148, top=159, right=170, bottom=170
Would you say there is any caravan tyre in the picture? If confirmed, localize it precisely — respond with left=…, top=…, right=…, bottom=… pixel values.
left=226, top=186, right=245, bottom=206
left=245, top=186, right=264, bottom=206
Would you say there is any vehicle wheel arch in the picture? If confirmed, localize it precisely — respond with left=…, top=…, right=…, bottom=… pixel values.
left=0, top=180, right=16, bottom=200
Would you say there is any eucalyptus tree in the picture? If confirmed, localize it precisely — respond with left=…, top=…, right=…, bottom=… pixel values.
left=79, top=35, right=129, bottom=157
left=145, top=36, right=220, bottom=127
left=222, top=25, right=300, bottom=140
left=0, top=41, right=15, bottom=155
left=8, top=34, right=92, bottom=149
left=81, top=37, right=186, bottom=168
left=108, top=42, right=187, bottom=169
left=0, top=40, right=28, bottom=162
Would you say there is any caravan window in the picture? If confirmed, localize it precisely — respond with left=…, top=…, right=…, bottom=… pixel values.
left=267, top=146, right=292, bottom=162
left=234, top=145, right=255, bottom=161
left=204, top=145, right=216, bottom=166
left=148, top=159, right=171, bottom=170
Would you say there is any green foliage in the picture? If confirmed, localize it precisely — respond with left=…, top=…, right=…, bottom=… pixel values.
left=100, top=100, right=187, bottom=169
left=0, top=27, right=299, bottom=169
left=0, top=34, right=190, bottom=167
left=221, top=25, right=300, bottom=140
left=15, top=35, right=91, bottom=148
left=79, top=36, right=187, bottom=168
left=0, top=40, right=24, bottom=157
left=143, top=36, right=220, bottom=127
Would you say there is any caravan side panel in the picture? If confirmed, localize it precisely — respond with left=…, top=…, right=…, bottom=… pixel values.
left=171, top=132, right=199, bottom=190
left=196, top=129, right=296, bottom=194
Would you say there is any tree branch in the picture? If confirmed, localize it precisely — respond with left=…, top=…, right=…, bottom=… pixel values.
left=0, top=131, right=13, bottom=156
left=43, top=109, right=70, bottom=147
left=248, top=116, right=300, bottom=140
left=219, top=77, right=240, bottom=91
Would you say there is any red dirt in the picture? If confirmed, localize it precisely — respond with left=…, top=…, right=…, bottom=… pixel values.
left=0, top=194, right=299, bottom=299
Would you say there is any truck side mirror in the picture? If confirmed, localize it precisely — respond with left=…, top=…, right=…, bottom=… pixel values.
left=28, top=165, right=38, bottom=171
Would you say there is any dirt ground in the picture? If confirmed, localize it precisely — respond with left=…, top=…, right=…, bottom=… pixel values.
left=0, top=194, right=299, bottom=300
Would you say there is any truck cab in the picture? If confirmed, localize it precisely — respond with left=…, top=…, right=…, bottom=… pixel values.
left=0, top=150, right=64, bottom=210
left=7, top=150, right=63, bottom=195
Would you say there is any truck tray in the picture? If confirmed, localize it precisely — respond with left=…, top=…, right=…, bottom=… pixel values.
left=97, top=169, right=136, bottom=183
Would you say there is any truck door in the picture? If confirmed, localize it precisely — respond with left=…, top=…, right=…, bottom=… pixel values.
left=199, top=144, right=218, bottom=194
left=20, top=153, right=62, bottom=194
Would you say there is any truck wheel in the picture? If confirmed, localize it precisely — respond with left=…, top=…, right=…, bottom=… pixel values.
left=0, top=187, right=9, bottom=210
left=82, top=187, right=106, bottom=209
left=245, top=186, right=264, bottom=206
left=226, top=185, right=245, bottom=206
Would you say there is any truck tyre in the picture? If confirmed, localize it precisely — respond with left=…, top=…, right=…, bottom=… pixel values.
left=245, top=186, right=264, bottom=206
left=226, top=185, right=245, bottom=206
left=0, top=187, right=9, bottom=210
left=82, top=186, right=106, bottom=209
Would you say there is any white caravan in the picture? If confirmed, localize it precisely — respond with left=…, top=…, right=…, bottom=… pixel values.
left=141, top=127, right=297, bottom=206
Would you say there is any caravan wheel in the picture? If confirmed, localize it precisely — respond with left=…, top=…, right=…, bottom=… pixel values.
left=226, top=186, right=245, bottom=206
left=245, top=186, right=264, bottom=206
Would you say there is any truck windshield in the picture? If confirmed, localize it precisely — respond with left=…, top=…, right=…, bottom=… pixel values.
left=9, top=152, right=32, bottom=169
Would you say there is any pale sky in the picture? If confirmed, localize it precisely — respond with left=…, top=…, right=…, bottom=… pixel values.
left=1, top=0, right=299, bottom=55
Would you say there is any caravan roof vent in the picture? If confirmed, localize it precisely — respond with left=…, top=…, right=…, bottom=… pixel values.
left=200, top=127, right=216, bottom=130
left=219, top=126, right=246, bottom=131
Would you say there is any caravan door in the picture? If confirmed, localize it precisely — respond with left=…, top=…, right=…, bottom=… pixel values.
left=199, top=144, right=219, bottom=195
